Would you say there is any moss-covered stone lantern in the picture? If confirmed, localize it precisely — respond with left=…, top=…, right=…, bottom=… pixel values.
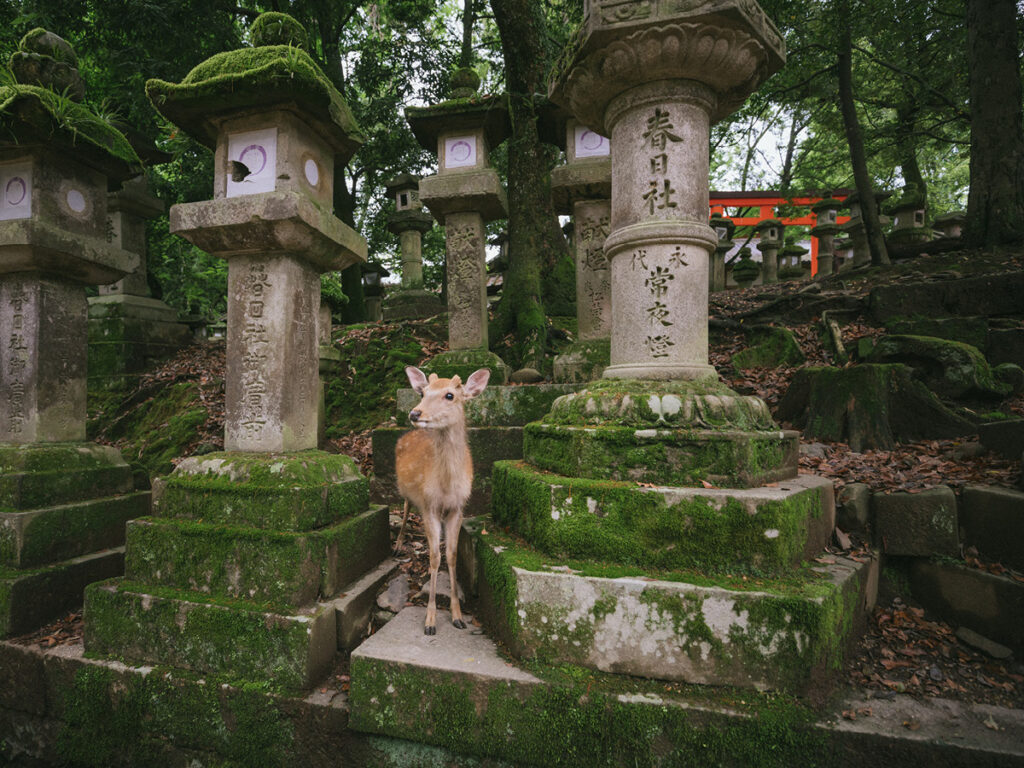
left=778, top=236, right=808, bottom=281
left=708, top=212, right=735, bottom=292
left=886, top=185, right=931, bottom=246
left=381, top=173, right=443, bottom=320
left=551, top=111, right=612, bottom=383
left=841, top=190, right=890, bottom=268
left=731, top=246, right=761, bottom=287
left=82, top=13, right=389, bottom=693
left=406, top=68, right=510, bottom=383
left=361, top=260, right=390, bottom=322
left=934, top=210, right=966, bottom=239
left=0, top=29, right=149, bottom=636
left=810, top=197, right=842, bottom=279
left=755, top=218, right=784, bottom=284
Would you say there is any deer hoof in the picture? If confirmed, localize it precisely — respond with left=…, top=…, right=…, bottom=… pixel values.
left=452, top=618, right=466, bottom=629
left=424, top=625, right=436, bottom=636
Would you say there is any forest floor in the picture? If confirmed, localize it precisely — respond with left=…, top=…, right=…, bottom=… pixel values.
left=19, top=245, right=1022, bottom=713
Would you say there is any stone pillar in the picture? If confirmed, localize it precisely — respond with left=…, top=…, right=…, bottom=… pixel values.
left=551, top=118, right=612, bottom=382
left=406, top=68, right=510, bottom=383
left=708, top=213, right=734, bottom=293
left=755, top=218, right=784, bottom=285
left=834, top=236, right=853, bottom=272
left=811, top=197, right=841, bottom=279
left=382, top=174, right=443, bottom=321
left=0, top=29, right=149, bottom=637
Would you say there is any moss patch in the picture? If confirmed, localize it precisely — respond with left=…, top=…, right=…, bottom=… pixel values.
left=732, top=326, right=806, bottom=370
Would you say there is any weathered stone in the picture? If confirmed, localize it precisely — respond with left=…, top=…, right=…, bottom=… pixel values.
left=886, top=316, right=989, bottom=352
left=869, top=272, right=1024, bottom=322
left=491, top=462, right=833, bottom=573
left=954, top=627, right=1013, bottom=659
left=553, top=338, right=611, bottom=383
left=872, top=486, right=958, bottom=557
left=960, top=485, right=1024, bottom=571
left=332, top=557, right=398, bottom=651
left=420, top=347, right=509, bottom=385
left=419, top=170, right=508, bottom=224
left=442, top=211, right=490, bottom=351
left=987, top=327, right=1024, bottom=367
left=377, top=573, right=409, bottom=613
left=866, top=334, right=1010, bottom=399
left=468, top=520, right=875, bottom=695
left=909, top=560, right=1024, bottom=655
left=731, top=325, right=805, bottom=369
left=979, top=418, right=1024, bottom=460
left=994, top=363, right=1024, bottom=394
left=0, top=442, right=133, bottom=510
left=837, top=482, right=871, bottom=534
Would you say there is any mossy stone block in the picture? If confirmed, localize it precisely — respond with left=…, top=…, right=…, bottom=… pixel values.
left=0, top=443, right=133, bottom=509
left=0, top=491, right=148, bottom=569
left=124, top=505, right=388, bottom=607
left=152, top=451, right=368, bottom=532
left=0, top=548, right=124, bottom=638
left=867, top=334, right=1010, bottom=399
left=421, top=348, right=510, bottom=386
left=872, top=486, right=958, bottom=557
left=394, top=384, right=580, bottom=427
left=523, top=423, right=798, bottom=488
left=886, top=316, right=989, bottom=352
left=83, top=579, right=337, bottom=693
left=490, top=462, right=833, bottom=574
left=468, top=523, right=874, bottom=695
left=731, top=327, right=805, bottom=370
left=552, top=339, right=611, bottom=383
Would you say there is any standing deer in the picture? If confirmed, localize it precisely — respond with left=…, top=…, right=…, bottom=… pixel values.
left=395, top=366, right=490, bottom=635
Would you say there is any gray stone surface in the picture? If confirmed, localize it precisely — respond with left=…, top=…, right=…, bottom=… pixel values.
left=333, top=558, right=398, bottom=651
left=837, top=482, right=872, bottom=534
left=377, top=573, right=410, bottom=613
left=960, top=485, right=1024, bottom=571
left=443, top=211, right=488, bottom=351
left=978, top=418, right=1024, bottom=460
left=955, top=626, right=1012, bottom=659
left=873, top=486, right=959, bottom=557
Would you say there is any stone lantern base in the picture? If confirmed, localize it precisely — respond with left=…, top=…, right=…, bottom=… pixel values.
left=422, top=347, right=509, bottom=385
left=0, top=442, right=150, bottom=637
left=552, top=338, right=611, bottom=383
left=382, top=288, right=445, bottom=321
left=451, top=378, right=878, bottom=695
left=82, top=450, right=390, bottom=691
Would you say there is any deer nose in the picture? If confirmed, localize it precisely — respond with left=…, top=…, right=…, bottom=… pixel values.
left=409, top=410, right=421, bottom=423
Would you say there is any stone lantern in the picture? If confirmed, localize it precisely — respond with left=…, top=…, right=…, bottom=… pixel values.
left=934, top=210, right=966, bottom=239
left=834, top=235, right=853, bottom=271
left=731, top=246, right=761, bottom=288
left=708, top=213, right=735, bottom=292
left=361, top=261, right=390, bottom=322
left=82, top=13, right=389, bottom=692
left=779, top=236, right=808, bottom=280
left=0, top=29, right=149, bottom=635
left=755, top=218, right=784, bottom=284
left=551, top=115, right=612, bottom=382
left=887, top=185, right=931, bottom=245
left=842, top=190, right=891, bottom=268
left=406, top=67, right=510, bottom=383
left=381, top=173, right=443, bottom=320
left=810, top=197, right=842, bottom=279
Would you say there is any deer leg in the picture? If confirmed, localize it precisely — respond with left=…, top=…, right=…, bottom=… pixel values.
left=393, top=499, right=411, bottom=554
left=444, top=508, right=465, bottom=629
left=422, top=508, right=442, bottom=636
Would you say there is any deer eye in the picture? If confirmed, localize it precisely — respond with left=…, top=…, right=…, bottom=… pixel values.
left=445, top=392, right=454, bottom=400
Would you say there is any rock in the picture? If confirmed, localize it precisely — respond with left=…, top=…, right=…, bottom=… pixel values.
left=993, top=363, right=1024, bottom=395
left=955, top=627, right=1013, bottom=660
left=509, top=367, right=544, bottom=384
left=872, top=486, right=958, bottom=557
left=416, top=571, right=464, bottom=604
left=886, top=316, right=989, bottom=351
left=377, top=574, right=410, bottom=613
left=978, top=418, right=1024, bottom=460
left=866, top=334, right=1010, bottom=399
left=869, top=271, right=1024, bottom=322
left=949, top=441, right=987, bottom=460
left=800, top=442, right=829, bottom=459
left=960, top=485, right=1024, bottom=571
left=777, top=364, right=974, bottom=451
left=731, top=326, right=805, bottom=369
left=986, top=327, right=1024, bottom=367
left=837, top=482, right=871, bottom=533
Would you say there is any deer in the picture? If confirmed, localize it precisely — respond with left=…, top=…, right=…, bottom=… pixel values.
left=394, top=365, right=490, bottom=635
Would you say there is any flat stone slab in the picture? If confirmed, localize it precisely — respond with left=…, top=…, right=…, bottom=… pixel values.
left=124, top=505, right=389, bottom=607
left=960, top=485, right=1024, bottom=571
left=83, top=578, right=337, bottom=693
left=978, top=418, right=1024, bottom=460
left=872, top=486, right=958, bottom=557
left=0, top=491, right=148, bottom=569
left=491, top=461, right=833, bottom=573
left=466, top=519, right=877, bottom=695
left=523, top=423, right=799, bottom=488
left=0, top=442, right=133, bottom=510
left=1, top=547, right=124, bottom=638
left=331, top=557, right=399, bottom=651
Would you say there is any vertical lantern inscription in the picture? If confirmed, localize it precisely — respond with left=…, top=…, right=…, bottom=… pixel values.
left=240, top=262, right=271, bottom=438
left=630, top=244, right=688, bottom=359
left=6, top=284, right=30, bottom=435
left=577, top=212, right=610, bottom=336
left=641, top=107, right=681, bottom=217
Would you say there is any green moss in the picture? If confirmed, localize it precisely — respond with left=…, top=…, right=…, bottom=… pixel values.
left=0, top=443, right=133, bottom=510
left=422, top=348, right=509, bottom=386
left=732, top=327, right=806, bottom=370
left=0, top=83, right=139, bottom=168
left=249, top=12, right=308, bottom=49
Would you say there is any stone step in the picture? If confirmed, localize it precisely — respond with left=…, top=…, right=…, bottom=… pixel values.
left=1, top=547, right=124, bottom=638
left=522, top=422, right=799, bottom=488
left=960, top=485, right=1024, bottom=571
left=490, top=461, right=833, bottom=574
left=0, top=443, right=133, bottom=510
left=0, top=490, right=149, bottom=568
left=124, top=505, right=389, bottom=607
left=151, top=450, right=369, bottom=531
left=83, top=578, right=337, bottom=693
left=459, top=517, right=877, bottom=696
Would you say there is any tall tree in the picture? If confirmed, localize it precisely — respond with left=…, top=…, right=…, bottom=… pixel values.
left=964, top=0, right=1024, bottom=246
left=489, top=0, right=572, bottom=374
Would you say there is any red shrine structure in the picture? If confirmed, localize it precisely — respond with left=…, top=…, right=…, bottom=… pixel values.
left=710, top=190, right=852, bottom=275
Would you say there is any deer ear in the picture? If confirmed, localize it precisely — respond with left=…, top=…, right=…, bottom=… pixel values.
left=450, top=375, right=462, bottom=388
left=428, top=373, right=438, bottom=383
left=463, top=368, right=490, bottom=398
left=405, top=366, right=428, bottom=395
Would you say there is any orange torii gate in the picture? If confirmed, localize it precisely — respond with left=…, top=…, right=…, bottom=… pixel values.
left=709, top=190, right=852, bottom=275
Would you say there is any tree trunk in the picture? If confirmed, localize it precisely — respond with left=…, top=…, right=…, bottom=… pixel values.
left=490, top=0, right=569, bottom=372
left=836, top=0, right=890, bottom=266
left=460, top=0, right=476, bottom=68
left=965, top=0, right=1024, bottom=246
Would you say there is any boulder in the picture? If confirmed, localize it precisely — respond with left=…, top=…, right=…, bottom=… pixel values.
left=730, top=325, right=805, bottom=369
left=886, top=316, right=988, bottom=351
left=866, top=334, right=1010, bottom=399
left=978, top=418, right=1024, bottom=460
left=869, top=272, right=1024, bottom=322
left=777, top=364, right=975, bottom=451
